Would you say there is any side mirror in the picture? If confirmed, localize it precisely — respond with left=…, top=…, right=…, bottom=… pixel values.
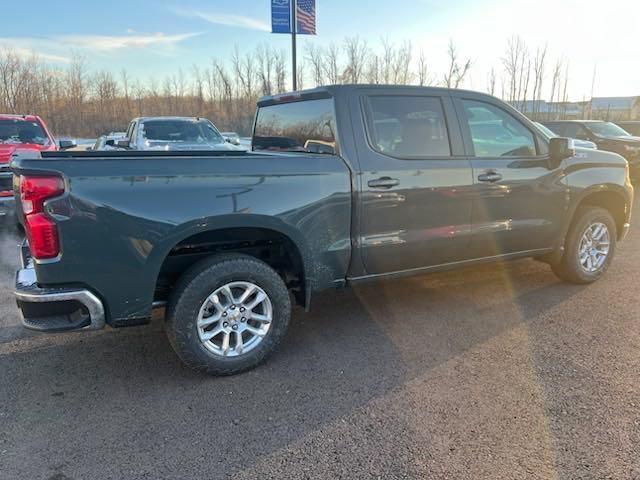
left=105, top=139, right=115, bottom=147
left=58, top=139, right=77, bottom=150
left=116, top=139, right=130, bottom=149
left=225, top=136, right=240, bottom=145
left=549, top=137, right=575, bottom=168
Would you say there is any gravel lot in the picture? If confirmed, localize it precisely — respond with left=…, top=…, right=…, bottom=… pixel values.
left=1, top=200, right=639, bottom=480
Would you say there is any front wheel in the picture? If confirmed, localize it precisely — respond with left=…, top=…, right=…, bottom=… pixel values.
left=551, top=206, right=617, bottom=284
left=166, top=254, right=291, bottom=376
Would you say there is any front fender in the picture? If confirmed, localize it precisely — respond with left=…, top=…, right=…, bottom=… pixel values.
left=559, top=156, right=632, bottom=247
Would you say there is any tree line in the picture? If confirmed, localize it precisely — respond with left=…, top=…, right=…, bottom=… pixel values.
left=0, top=35, right=576, bottom=137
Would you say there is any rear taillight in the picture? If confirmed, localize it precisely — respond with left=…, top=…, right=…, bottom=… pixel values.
left=0, top=190, right=12, bottom=198
left=20, top=175, right=65, bottom=259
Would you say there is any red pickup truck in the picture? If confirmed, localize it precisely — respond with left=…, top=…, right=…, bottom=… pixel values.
left=0, top=115, right=75, bottom=221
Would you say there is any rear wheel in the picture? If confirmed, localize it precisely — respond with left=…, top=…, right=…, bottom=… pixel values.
left=166, top=254, right=291, bottom=375
left=551, top=206, right=616, bottom=284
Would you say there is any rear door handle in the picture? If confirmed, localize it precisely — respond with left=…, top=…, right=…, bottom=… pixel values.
left=477, top=171, right=503, bottom=183
left=368, top=177, right=399, bottom=189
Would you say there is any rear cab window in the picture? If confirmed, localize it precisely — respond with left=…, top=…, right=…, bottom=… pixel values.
left=364, top=96, right=451, bottom=158
left=253, top=98, right=337, bottom=154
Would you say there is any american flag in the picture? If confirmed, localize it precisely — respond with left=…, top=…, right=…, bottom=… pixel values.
left=296, top=0, right=316, bottom=35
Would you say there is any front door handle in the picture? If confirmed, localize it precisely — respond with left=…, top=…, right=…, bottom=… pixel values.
left=477, top=171, right=503, bottom=183
left=368, top=177, right=399, bottom=189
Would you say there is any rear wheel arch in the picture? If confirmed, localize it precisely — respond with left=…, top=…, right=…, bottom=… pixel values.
left=152, top=221, right=313, bottom=308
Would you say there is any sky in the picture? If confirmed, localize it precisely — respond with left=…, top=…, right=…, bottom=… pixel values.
left=1, top=0, right=639, bottom=100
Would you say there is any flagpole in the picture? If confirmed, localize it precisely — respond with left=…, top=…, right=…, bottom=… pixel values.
left=291, top=0, right=297, bottom=91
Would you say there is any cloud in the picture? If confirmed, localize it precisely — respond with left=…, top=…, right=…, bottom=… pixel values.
left=0, top=43, right=71, bottom=63
left=0, top=31, right=201, bottom=63
left=55, top=32, right=202, bottom=52
left=175, top=8, right=270, bottom=32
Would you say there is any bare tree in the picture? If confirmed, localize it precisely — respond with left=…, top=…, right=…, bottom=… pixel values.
left=443, top=40, right=471, bottom=88
left=274, top=50, right=287, bottom=92
left=393, top=40, right=412, bottom=84
left=417, top=49, right=433, bottom=86
left=305, top=44, right=325, bottom=87
left=487, top=67, right=497, bottom=96
left=0, top=36, right=587, bottom=138
left=343, top=36, right=368, bottom=83
left=548, top=58, right=564, bottom=119
left=530, top=45, right=547, bottom=118
left=323, top=43, right=341, bottom=84
left=366, top=53, right=381, bottom=84
left=256, top=44, right=275, bottom=95
left=380, top=38, right=394, bottom=84
left=502, top=35, right=531, bottom=110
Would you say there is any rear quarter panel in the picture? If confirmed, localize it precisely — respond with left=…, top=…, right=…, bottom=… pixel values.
left=12, top=154, right=352, bottom=323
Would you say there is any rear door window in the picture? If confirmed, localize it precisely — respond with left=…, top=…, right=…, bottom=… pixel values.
left=253, top=98, right=337, bottom=154
left=364, top=96, right=451, bottom=158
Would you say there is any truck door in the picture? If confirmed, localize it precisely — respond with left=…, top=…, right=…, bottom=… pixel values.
left=353, top=91, right=474, bottom=275
left=453, top=96, right=567, bottom=257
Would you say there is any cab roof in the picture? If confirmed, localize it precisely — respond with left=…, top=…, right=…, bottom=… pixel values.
left=257, top=84, right=499, bottom=107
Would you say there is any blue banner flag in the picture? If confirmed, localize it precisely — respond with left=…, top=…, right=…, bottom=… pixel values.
left=296, top=0, right=317, bottom=35
left=271, top=0, right=291, bottom=34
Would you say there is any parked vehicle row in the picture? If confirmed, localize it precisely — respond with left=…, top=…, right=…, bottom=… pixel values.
left=543, top=120, right=640, bottom=180
left=88, top=121, right=248, bottom=153
left=11, top=85, right=633, bottom=376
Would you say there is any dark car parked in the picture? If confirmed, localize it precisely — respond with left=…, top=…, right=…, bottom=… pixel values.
left=616, top=121, right=640, bottom=137
left=12, top=85, right=633, bottom=375
left=543, top=120, right=640, bottom=180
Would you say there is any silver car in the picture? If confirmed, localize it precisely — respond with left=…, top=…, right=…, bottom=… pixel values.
left=119, top=117, right=243, bottom=151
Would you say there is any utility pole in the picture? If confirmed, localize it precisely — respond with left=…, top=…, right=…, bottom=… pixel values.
left=291, top=0, right=297, bottom=91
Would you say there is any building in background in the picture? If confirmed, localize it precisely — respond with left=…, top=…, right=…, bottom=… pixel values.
left=589, top=97, right=640, bottom=121
left=511, top=96, right=639, bottom=122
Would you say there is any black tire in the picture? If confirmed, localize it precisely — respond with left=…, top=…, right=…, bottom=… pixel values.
left=551, top=206, right=617, bottom=284
left=166, top=253, right=291, bottom=376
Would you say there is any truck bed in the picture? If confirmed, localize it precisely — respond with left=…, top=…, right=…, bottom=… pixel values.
left=12, top=150, right=352, bottom=325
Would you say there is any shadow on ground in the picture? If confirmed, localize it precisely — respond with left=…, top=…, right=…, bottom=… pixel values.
left=1, top=220, right=592, bottom=478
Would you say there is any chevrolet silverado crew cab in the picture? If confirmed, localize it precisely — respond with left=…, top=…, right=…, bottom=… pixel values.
left=12, top=86, right=633, bottom=375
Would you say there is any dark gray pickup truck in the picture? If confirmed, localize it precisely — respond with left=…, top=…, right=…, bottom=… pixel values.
left=12, top=85, right=634, bottom=375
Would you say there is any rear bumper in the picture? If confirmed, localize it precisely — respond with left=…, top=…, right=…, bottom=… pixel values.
left=14, top=242, right=106, bottom=332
